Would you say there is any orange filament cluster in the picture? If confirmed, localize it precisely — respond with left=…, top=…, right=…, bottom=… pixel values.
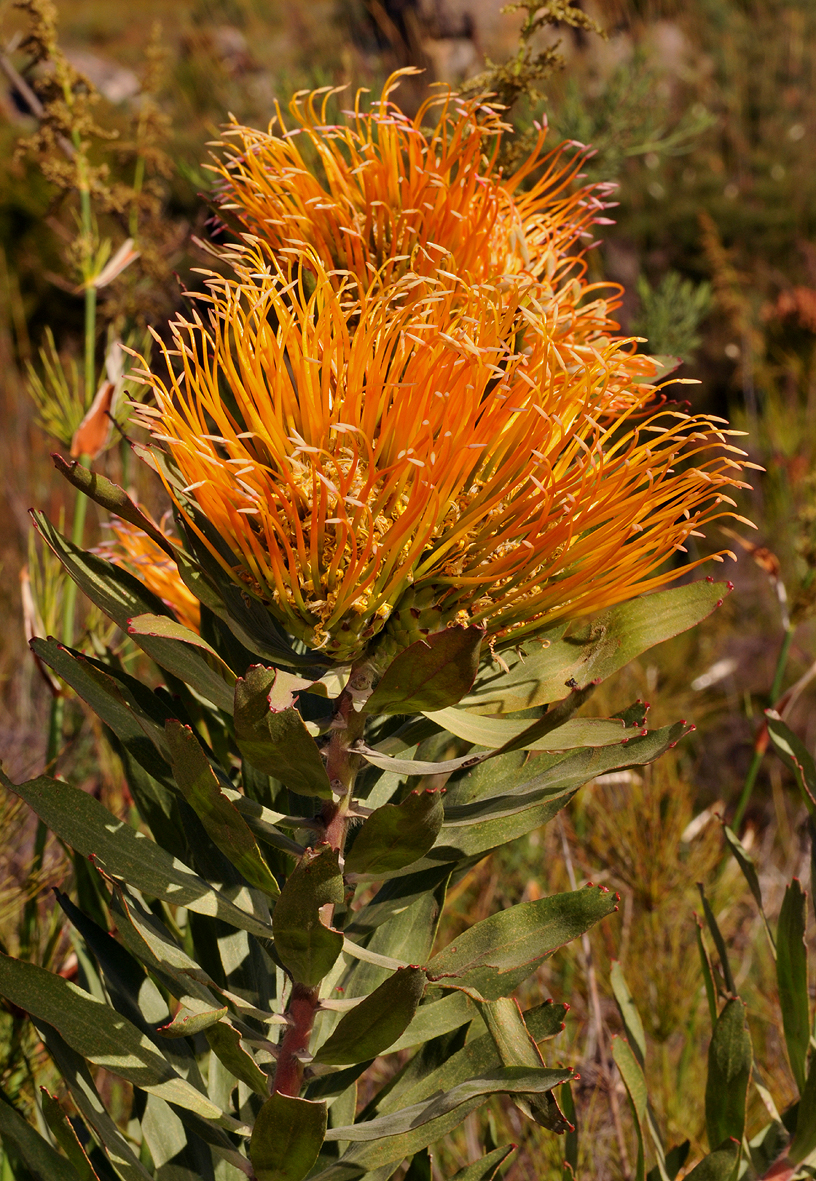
left=211, top=71, right=616, bottom=303
left=137, top=238, right=750, bottom=663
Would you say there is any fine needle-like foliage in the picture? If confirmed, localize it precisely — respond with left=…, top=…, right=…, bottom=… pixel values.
left=0, top=77, right=756, bottom=1181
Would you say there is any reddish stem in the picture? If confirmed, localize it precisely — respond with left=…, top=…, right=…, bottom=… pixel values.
left=272, top=983, right=320, bottom=1096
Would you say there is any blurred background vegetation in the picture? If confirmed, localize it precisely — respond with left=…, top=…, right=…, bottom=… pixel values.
left=1, top=0, right=816, bottom=1177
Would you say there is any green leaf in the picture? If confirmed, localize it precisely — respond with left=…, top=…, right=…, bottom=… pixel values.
left=427, top=886, right=618, bottom=999
left=387, top=990, right=477, bottom=1054
left=273, top=845, right=344, bottom=986
left=777, top=879, right=809, bottom=1093
left=204, top=1021, right=268, bottom=1096
left=721, top=824, right=775, bottom=955
left=683, top=1140, right=740, bottom=1181
left=32, top=511, right=235, bottom=712
left=0, top=1095, right=83, bottom=1181
left=41, top=1091, right=99, bottom=1181
left=366, top=626, right=484, bottom=715
left=130, top=613, right=237, bottom=687
left=766, top=712, right=816, bottom=817
left=234, top=666, right=332, bottom=797
left=705, top=999, right=752, bottom=1150
left=560, top=1081, right=578, bottom=1174
left=52, top=456, right=176, bottom=557
left=367, top=722, right=687, bottom=879
left=141, top=1093, right=217, bottom=1181
left=423, top=707, right=627, bottom=751
left=2, top=769, right=273, bottom=939
left=612, top=1038, right=647, bottom=1181
left=649, top=1143, right=690, bottom=1181
left=0, top=955, right=223, bottom=1120
left=108, top=887, right=236, bottom=1021
left=697, top=885, right=736, bottom=996
left=384, top=998, right=566, bottom=1122
left=36, top=1024, right=154, bottom=1181
left=449, top=1146, right=516, bottom=1181
left=32, top=637, right=174, bottom=782
left=165, top=719, right=280, bottom=897
left=314, top=967, right=427, bottom=1065
left=403, top=1148, right=432, bottom=1181
left=157, top=1005, right=229, bottom=1038
left=345, top=792, right=445, bottom=877
left=695, top=919, right=718, bottom=1028
left=610, top=961, right=647, bottom=1066
left=250, top=1093, right=327, bottom=1181
left=462, top=581, right=730, bottom=715
left=323, top=1066, right=569, bottom=1142
left=477, top=996, right=571, bottom=1130
left=789, top=1050, right=816, bottom=1163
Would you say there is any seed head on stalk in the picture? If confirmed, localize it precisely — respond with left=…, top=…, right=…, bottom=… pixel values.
left=135, top=234, right=751, bottom=666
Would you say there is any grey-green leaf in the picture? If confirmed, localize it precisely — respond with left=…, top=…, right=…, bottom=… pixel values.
left=612, top=1037, right=647, bottom=1181
left=36, top=1023, right=154, bottom=1181
left=721, top=824, right=775, bottom=955
left=32, top=511, right=234, bottom=712
left=366, top=626, right=484, bottom=715
left=323, top=1066, right=569, bottom=1142
left=777, top=879, right=809, bottom=1094
left=0, top=955, right=223, bottom=1120
left=165, top=718, right=279, bottom=897
left=683, top=1140, right=740, bottom=1181
left=315, top=967, right=427, bottom=1065
left=40, top=1091, right=99, bottom=1181
left=705, top=998, right=752, bottom=1150
left=610, top=961, right=647, bottom=1067
left=234, top=666, right=332, bottom=797
left=789, top=1050, right=816, bottom=1163
left=463, top=581, right=729, bottom=715
left=2, top=769, right=273, bottom=939
left=345, top=792, right=445, bottom=877
left=450, top=1146, right=516, bottom=1180
left=423, top=708, right=627, bottom=751
left=249, top=1093, right=327, bottom=1181
left=52, top=456, right=176, bottom=557
left=427, top=886, right=618, bottom=999
left=273, top=845, right=344, bottom=986
left=0, top=1096, right=83, bottom=1181
left=204, top=1022, right=269, bottom=1096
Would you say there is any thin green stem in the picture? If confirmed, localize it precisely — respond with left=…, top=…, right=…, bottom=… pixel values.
left=770, top=624, right=795, bottom=704
left=733, top=622, right=796, bottom=830
left=60, top=452, right=90, bottom=649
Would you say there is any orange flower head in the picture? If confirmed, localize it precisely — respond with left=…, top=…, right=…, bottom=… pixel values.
left=213, top=76, right=614, bottom=293
left=100, top=511, right=201, bottom=635
left=136, top=238, right=750, bottom=665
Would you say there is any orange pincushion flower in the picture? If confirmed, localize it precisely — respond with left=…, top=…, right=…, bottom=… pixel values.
left=213, top=75, right=619, bottom=307
left=136, top=239, right=750, bottom=664
left=100, top=512, right=201, bottom=634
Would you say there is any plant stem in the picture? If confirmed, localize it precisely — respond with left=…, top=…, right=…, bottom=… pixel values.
left=273, top=690, right=365, bottom=1097
left=732, top=621, right=796, bottom=830
left=272, top=983, right=320, bottom=1096
left=60, top=452, right=91, bottom=649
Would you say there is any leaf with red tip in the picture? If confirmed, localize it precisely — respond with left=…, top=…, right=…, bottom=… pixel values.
left=463, top=581, right=730, bottom=716
left=428, top=887, right=617, bottom=1000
